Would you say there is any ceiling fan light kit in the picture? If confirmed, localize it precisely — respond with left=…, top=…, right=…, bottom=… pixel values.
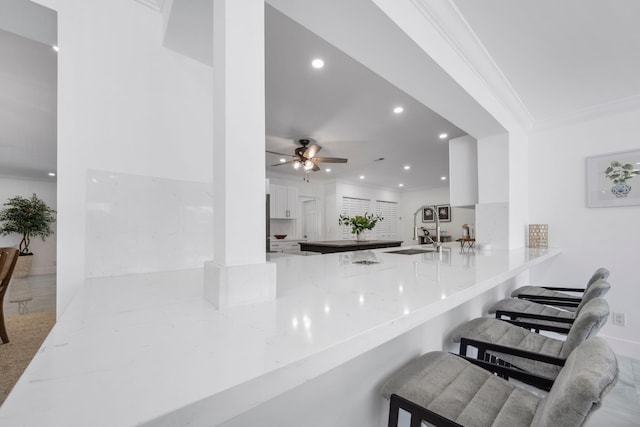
left=267, top=138, right=348, bottom=182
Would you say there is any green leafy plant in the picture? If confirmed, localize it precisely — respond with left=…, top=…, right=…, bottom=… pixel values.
left=338, top=212, right=383, bottom=236
left=0, top=193, right=56, bottom=255
left=604, top=161, right=640, bottom=184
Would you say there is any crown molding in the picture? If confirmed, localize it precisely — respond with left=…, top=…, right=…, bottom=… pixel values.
left=531, top=94, right=640, bottom=133
left=133, top=0, right=164, bottom=12
left=410, top=0, right=534, bottom=132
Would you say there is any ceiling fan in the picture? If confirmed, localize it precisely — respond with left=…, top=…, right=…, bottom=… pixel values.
left=266, top=138, right=348, bottom=173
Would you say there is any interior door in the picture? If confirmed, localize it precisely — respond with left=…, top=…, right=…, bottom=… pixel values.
left=302, top=198, right=320, bottom=241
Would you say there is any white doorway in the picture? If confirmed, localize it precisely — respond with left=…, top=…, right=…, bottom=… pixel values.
left=300, top=197, right=321, bottom=241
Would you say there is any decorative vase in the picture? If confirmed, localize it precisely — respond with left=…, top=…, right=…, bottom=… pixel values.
left=13, top=255, right=33, bottom=278
left=528, top=224, right=548, bottom=248
left=355, top=231, right=362, bottom=241
left=611, top=182, right=632, bottom=198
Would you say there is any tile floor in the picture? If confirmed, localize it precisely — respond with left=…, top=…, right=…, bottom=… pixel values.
left=587, top=354, right=640, bottom=426
left=3, top=275, right=639, bottom=425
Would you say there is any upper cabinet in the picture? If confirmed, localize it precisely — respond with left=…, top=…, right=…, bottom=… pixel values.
left=270, top=184, right=298, bottom=219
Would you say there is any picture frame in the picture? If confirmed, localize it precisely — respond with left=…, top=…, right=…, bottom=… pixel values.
left=422, top=207, right=435, bottom=223
left=436, top=204, right=451, bottom=222
left=587, top=149, right=640, bottom=208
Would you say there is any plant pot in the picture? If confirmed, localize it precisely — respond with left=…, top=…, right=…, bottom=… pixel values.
left=611, top=182, right=632, bottom=198
left=13, top=255, right=33, bottom=278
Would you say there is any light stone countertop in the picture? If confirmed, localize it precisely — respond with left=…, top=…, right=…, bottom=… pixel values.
left=0, top=244, right=561, bottom=426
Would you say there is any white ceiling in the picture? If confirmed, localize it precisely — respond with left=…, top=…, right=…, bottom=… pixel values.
left=4, top=1, right=640, bottom=188
left=264, top=5, right=465, bottom=189
left=452, top=0, right=640, bottom=129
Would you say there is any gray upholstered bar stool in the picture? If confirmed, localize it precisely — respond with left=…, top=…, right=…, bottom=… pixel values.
left=450, top=298, right=609, bottom=380
left=380, top=337, right=618, bottom=427
left=510, top=267, right=609, bottom=312
left=488, top=279, right=610, bottom=333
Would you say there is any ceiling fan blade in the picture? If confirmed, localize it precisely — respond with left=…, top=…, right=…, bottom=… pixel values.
left=312, top=163, right=321, bottom=171
left=266, top=150, right=293, bottom=157
left=303, top=144, right=321, bottom=159
left=310, top=157, right=348, bottom=163
left=271, top=161, right=295, bottom=167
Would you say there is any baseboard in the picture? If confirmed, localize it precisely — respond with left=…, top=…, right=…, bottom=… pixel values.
left=601, top=334, right=640, bottom=359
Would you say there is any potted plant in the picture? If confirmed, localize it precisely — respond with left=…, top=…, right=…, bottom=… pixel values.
left=605, top=160, right=640, bottom=198
left=338, top=212, right=383, bottom=241
left=0, top=193, right=56, bottom=277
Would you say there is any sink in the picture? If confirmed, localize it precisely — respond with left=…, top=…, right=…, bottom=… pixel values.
left=385, top=248, right=435, bottom=255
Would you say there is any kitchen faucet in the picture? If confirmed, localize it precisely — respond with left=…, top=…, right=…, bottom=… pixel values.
left=413, top=205, right=441, bottom=251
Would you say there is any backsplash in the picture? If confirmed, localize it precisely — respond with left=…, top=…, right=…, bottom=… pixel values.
left=85, top=169, right=213, bottom=277
left=270, top=219, right=296, bottom=239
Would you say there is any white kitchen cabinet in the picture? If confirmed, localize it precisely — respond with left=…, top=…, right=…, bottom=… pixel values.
left=270, top=239, right=305, bottom=253
left=269, top=184, right=298, bottom=219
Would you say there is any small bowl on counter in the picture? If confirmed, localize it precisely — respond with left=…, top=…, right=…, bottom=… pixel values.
left=274, top=235, right=287, bottom=240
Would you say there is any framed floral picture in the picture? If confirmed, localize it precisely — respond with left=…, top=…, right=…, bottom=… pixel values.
left=437, top=204, right=451, bottom=222
left=587, top=149, right=640, bottom=207
left=422, top=206, right=435, bottom=223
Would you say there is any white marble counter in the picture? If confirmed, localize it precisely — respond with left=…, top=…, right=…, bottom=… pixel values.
left=0, top=244, right=560, bottom=426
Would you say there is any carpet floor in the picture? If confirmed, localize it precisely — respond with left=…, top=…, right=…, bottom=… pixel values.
left=0, top=312, right=55, bottom=406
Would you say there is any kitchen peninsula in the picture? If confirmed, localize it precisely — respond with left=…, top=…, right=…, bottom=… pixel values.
left=0, top=244, right=561, bottom=426
left=299, top=239, right=402, bottom=253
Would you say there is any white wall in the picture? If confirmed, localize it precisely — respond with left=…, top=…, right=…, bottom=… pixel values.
left=36, top=0, right=213, bottom=314
left=399, top=186, right=475, bottom=246
left=507, top=129, right=529, bottom=249
left=477, top=134, right=509, bottom=203
left=529, top=108, right=640, bottom=357
left=329, top=181, right=400, bottom=240
left=449, top=135, right=478, bottom=207
left=265, top=177, right=480, bottom=246
left=0, top=177, right=56, bottom=275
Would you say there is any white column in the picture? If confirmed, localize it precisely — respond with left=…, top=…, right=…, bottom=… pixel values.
left=204, top=0, right=276, bottom=308
left=448, top=135, right=478, bottom=207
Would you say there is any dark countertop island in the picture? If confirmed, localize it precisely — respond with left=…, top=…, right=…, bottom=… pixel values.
left=299, top=240, right=402, bottom=254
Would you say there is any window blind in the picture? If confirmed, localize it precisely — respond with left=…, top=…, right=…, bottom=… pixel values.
left=341, top=197, right=371, bottom=239
left=375, top=200, right=398, bottom=240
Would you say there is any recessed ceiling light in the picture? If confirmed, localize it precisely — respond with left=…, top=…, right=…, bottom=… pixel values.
left=279, top=158, right=286, bottom=163
left=403, top=165, right=410, bottom=170
left=359, top=175, right=365, bottom=180
left=325, top=168, right=331, bottom=172
left=311, top=58, right=324, bottom=69
left=439, top=133, right=448, bottom=139
left=48, top=172, right=56, bottom=177
left=441, top=176, right=447, bottom=180
left=398, top=183, right=404, bottom=187
left=393, top=106, right=404, bottom=114
left=52, top=45, right=58, bottom=52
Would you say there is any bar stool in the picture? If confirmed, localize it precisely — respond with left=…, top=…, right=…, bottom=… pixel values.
left=380, top=337, right=617, bottom=427
left=488, top=279, right=610, bottom=333
left=510, top=267, right=609, bottom=312
left=450, top=298, right=609, bottom=380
